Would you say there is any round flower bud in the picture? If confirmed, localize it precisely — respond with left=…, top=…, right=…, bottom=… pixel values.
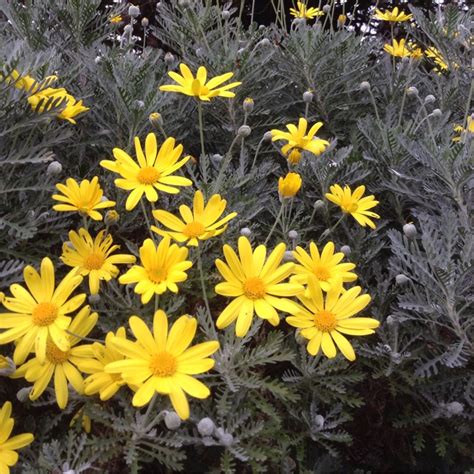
left=222, top=10, right=231, bottom=20
left=263, top=131, right=273, bottom=142
left=314, top=415, right=325, bottom=430
left=141, top=17, right=149, bottom=28
left=220, top=433, right=234, bottom=446
left=322, top=4, right=331, bottom=13
left=386, top=315, right=395, bottom=325
left=105, top=210, right=120, bottom=226
left=134, top=100, right=145, bottom=109
left=101, top=195, right=110, bottom=202
left=197, top=417, right=215, bottom=436
left=403, top=223, right=417, bottom=239
left=164, top=52, right=175, bottom=65
left=243, top=97, right=254, bottom=113
left=288, top=230, right=298, bottom=240
left=303, top=90, right=314, bottom=103
left=164, top=411, right=181, bottom=430
left=283, top=250, right=294, bottom=262
left=88, top=294, right=101, bottom=305
left=313, top=199, right=325, bottom=210
left=424, top=94, right=435, bottom=104
left=47, top=160, right=62, bottom=176
left=0, top=357, right=15, bottom=377
left=278, top=172, right=302, bottom=199
left=211, top=153, right=223, bottom=164
left=240, top=227, right=252, bottom=237
left=124, top=24, right=133, bottom=34
left=258, top=38, right=271, bottom=47
left=340, top=245, right=351, bottom=257
left=237, top=125, right=251, bottom=137
left=395, top=274, right=410, bottom=285
left=431, top=108, right=442, bottom=118
left=94, top=56, right=102, bottom=64
left=128, top=5, right=140, bottom=18
left=359, top=81, right=371, bottom=91
left=446, top=401, right=464, bottom=415
left=149, top=112, right=163, bottom=127
left=16, top=387, right=32, bottom=403
left=337, top=14, right=347, bottom=26
left=406, top=86, right=418, bottom=97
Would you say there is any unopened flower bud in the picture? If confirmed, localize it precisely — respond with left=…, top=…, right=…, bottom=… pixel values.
left=0, top=357, right=15, bottom=377
left=128, top=5, right=140, bottom=18
left=283, top=250, right=294, bottom=262
left=237, top=125, right=251, bottom=137
left=197, top=417, right=215, bottom=436
left=164, top=411, right=181, bottom=430
left=141, top=17, right=149, bottom=27
left=263, top=131, right=273, bottom=142
left=164, top=52, right=175, bottom=65
left=94, top=56, right=102, bottom=64
left=196, top=47, right=204, bottom=56
left=446, top=401, right=464, bottom=415
left=222, top=10, right=231, bottom=20
left=211, top=153, right=223, bottom=165
left=314, top=415, right=325, bottom=429
left=402, top=56, right=410, bottom=64
left=403, top=223, right=417, bottom=239
left=313, top=199, right=325, bottom=210
left=17, top=387, right=32, bottom=403
left=340, top=245, right=351, bottom=257
left=303, top=90, right=314, bottom=103
left=258, top=38, right=271, bottom=47
left=243, top=97, right=254, bottom=113
left=240, top=227, right=251, bottom=237
left=134, top=100, right=145, bottom=109
left=105, top=210, right=120, bottom=226
left=88, top=294, right=101, bottom=304
left=288, top=230, right=298, bottom=240
left=406, top=86, right=418, bottom=97
left=322, top=4, right=331, bottom=13
left=337, top=14, right=347, bottom=26
left=287, top=149, right=302, bottom=165
left=47, top=161, right=62, bottom=176
left=360, top=81, right=371, bottom=91
left=149, top=112, right=163, bottom=127
left=220, top=433, right=234, bottom=446
left=395, top=274, right=410, bottom=285
left=386, top=315, right=395, bottom=325
left=124, top=24, right=133, bottom=34
left=424, top=94, right=435, bottom=104
left=432, top=108, right=442, bottom=117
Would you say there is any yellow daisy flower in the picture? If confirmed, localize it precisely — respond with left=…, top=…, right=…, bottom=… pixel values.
left=12, top=306, right=98, bottom=409
left=110, top=15, right=123, bottom=24
left=453, top=116, right=474, bottom=142
left=383, top=38, right=412, bottom=58
left=100, top=133, right=192, bottom=211
left=292, top=242, right=357, bottom=291
left=105, top=310, right=219, bottom=420
left=0, top=257, right=85, bottom=365
left=160, top=63, right=241, bottom=101
left=425, top=46, right=449, bottom=72
left=27, top=87, right=89, bottom=124
left=271, top=118, right=330, bottom=164
left=1, top=69, right=57, bottom=94
left=151, top=190, right=237, bottom=246
left=119, top=237, right=192, bottom=304
left=325, top=184, right=380, bottom=229
left=214, top=236, right=303, bottom=337
left=52, top=177, right=115, bottom=221
left=61, top=228, right=136, bottom=295
left=82, top=327, right=130, bottom=401
left=0, top=401, right=34, bottom=474
left=278, top=172, right=302, bottom=198
left=290, top=2, right=324, bottom=20
left=286, top=276, right=379, bottom=360
left=374, top=7, right=412, bottom=22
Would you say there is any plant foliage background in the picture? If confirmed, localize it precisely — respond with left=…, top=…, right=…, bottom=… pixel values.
left=0, top=0, right=472, bottom=472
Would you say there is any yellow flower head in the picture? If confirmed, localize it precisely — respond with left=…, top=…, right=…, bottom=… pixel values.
left=1, top=69, right=57, bottom=94
left=0, top=257, right=85, bottom=365
left=82, top=327, right=130, bottom=401
left=160, top=63, right=241, bottom=101
left=337, top=14, right=347, bottom=26
left=152, top=190, right=237, bottom=246
left=292, top=242, right=357, bottom=291
left=110, top=15, right=123, bottom=24
left=52, top=177, right=115, bottom=221
left=374, top=7, right=412, bottom=22
left=0, top=401, right=34, bottom=473
left=100, top=133, right=192, bottom=211
left=214, top=236, right=303, bottom=337
left=119, top=237, right=192, bottom=304
left=12, top=306, right=98, bottom=409
left=105, top=310, right=219, bottom=420
left=425, top=46, right=449, bottom=72
left=286, top=276, right=379, bottom=360
left=27, top=87, right=89, bottom=124
left=407, top=41, right=423, bottom=59
left=383, top=38, right=412, bottom=58
left=452, top=116, right=474, bottom=142
left=278, top=172, right=302, bottom=198
left=290, top=2, right=324, bottom=20
left=271, top=118, right=330, bottom=162
left=325, top=184, right=380, bottom=229
left=61, top=228, right=136, bottom=295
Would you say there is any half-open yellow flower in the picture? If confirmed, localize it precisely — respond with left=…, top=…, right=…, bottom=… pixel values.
left=119, top=237, right=192, bottom=304
left=152, top=190, right=237, bottom=246
left=286, top=276, right=379, bottom=360
left=374, top=7, right=412, bottom=22
left=160, top=64, right=241, bottom=101
left=278, top=172, right=302, bottom=198
left=383, top=38, right=412, bottom=58
left=61, top=228, right=136, bottom=294
left=0, top=401, right=34, bottom=473
left=52, top=177, right=115, bottom=221
left=100, top=133, right=192, bottom=211
left=325, top=184, right=380, bottom=229
left=105, top=310, right=219, bottom=419
left=12, top=306, right=98, bottom=409
left=290, top=2, right=324, bottom=20
left=425, top=46, right=449, bottom=72
left=214, top=237, right=303, bottom=337
left=0, top=257, right=85, bottom=365
left=271, top=118, right=329, bottom=164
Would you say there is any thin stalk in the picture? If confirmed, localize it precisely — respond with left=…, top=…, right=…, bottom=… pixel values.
left=250, top=137, right=265, bottom=170
left=264, top=200, right=286, bottom=245
left=197, top=101, right=206, bottom=158
left=196, top=245, right=212, bottom=325
left=140, top=199, right=156, bottom=242
left=319, top=214, right=345, bottom=241
left=65, top=330, right=104, bottom=344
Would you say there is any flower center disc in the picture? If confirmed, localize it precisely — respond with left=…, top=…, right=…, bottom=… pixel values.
left=46, top=340, right=69, bottom=364
left=314, top=310, right=337, bottom=331
left=137, top=166, right=160, bottom=185
left=183, top=221, right=205, bottom=238
left=342, top=202, right=358, bottom=213
left=313, top=265, right=331, bottom=281
left=84, top=252, right=105, bottom=270
left=148, top=267, right=168, bottom=284
left=243, top=277, right=266, bottom=300
left=149, top=351, right=176, bottom=377
left=32, top=302, right=58, bottom=326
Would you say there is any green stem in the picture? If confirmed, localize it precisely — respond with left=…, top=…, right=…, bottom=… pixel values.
left=196, top=245, right=212, bottom=321
left=250, top=138, right=265, bottom=170
left=140, top=199, right=156, bottom=242
left=197, top=101, right=206, bottom=158
left=319, top=214, right=345, bottom=241
left=264, top=200, right=286, bottom=245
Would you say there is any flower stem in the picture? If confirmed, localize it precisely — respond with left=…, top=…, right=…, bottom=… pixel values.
left=264, top=200, right=286, bottom=245
left=197, top=101, right=206, bottom=158
left=196, top=245, right=212, bottom=319
left=140, top=199, right=156, bottom=242
left=319, top=214, right=345, bottom=241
